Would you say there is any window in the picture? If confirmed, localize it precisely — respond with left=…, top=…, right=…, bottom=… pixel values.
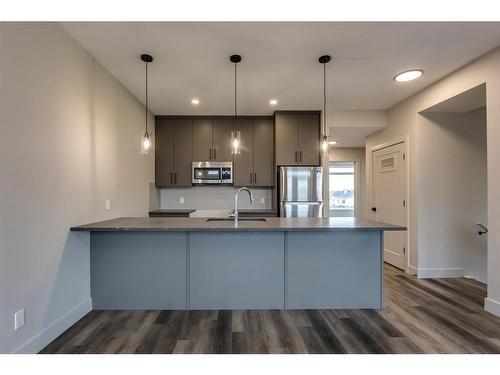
left=329, top=161, right=355, bottom=217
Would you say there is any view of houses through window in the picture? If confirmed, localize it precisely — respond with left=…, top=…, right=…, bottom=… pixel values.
left=329, top=161, right=355, bottom=217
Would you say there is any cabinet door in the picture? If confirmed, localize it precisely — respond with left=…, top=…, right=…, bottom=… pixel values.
left=193, top=118, right=212, bottom=161
left=253, top=117, right=274, bottom=187
left=275, top=112, right=298, bottom=166
left=297, top=112, right=320, bottom=165
left=173, top=118, right=193, bottom=187
left=212, top=117, right=233, bottom=162
left=233, top=118, right=254, bottom=187
left=155, top=117, right=175, bottom=187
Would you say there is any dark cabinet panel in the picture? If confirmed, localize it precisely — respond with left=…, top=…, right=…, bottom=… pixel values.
left=173, top=118, right=193, bottom=187
left=253, top=117, right=274, bottom=187
left=275, top=112, right=298, bottom=166
left=155, top=117, right=175, bottom=187
left=193, top=118, right=212, bottom=161
left=297, top=112, right=320, bottom=165
left=233, top=118, right=254, bottom=187
left=212, top=117, right=233, bottom=162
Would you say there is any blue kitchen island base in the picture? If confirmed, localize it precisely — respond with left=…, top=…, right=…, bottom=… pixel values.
left=89, top=230, right=383, bottom=310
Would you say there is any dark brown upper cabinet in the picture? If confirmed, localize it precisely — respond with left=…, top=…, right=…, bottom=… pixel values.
left=275, top=111, right=320, bottom=166
left=193, top=117, right=233, bottom=162
left=234, top=117, right=274, bottom=187
left=155, top=117, right=193, bottom=187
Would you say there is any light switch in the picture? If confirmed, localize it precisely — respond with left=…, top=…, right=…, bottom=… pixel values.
left=14, top=309, right=24, bottom=330
left=105, top=199, right=111, bottom=210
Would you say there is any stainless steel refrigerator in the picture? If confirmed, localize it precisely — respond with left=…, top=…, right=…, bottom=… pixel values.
left=279, top=166, right=323, bottom=217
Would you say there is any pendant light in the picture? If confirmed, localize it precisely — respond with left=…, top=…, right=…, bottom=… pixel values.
left=140, top=54, right=153, bottom=154
left=319, top=55, right=332, bottom=153
left=230, top=54, right=242, bottom=155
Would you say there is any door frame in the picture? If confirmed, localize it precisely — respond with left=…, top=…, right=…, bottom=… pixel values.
left=369, top=135, right=410, bottom=273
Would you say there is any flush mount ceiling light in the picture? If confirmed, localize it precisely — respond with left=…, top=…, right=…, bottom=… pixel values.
left=230, top=54, right=242, bottom=155
left=394, top=69, right=423, bottom=82
left=269, top=99, right=278, bottom=106
left=191, top=98, right=199, bottom=105
left=319, top=55, right=333, bottom=154
left=140, top=54, right=153, bottom=155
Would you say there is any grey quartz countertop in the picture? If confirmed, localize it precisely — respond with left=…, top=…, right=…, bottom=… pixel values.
left=148, top=209, right=196, bottom=217
left=70, top=217, right=406, bottom=232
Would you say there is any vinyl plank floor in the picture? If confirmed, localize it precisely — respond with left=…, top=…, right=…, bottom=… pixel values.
left=40, top=264, right=500, bottom=354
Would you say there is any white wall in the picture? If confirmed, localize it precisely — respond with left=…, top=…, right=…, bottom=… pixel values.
left=328, top=148, right=367, bottom=219
left=418, top=109, right=487, bottom=282
left=366, top=46, right=500, bottom=316
left=0, top=23, right=154, bottom=353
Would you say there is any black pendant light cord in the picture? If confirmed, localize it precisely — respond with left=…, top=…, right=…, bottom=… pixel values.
left=145, top=61, right=148, bottom=134
left=234, top=62, right=237, bottom=130
left=323, top=62, right=327, bottom=136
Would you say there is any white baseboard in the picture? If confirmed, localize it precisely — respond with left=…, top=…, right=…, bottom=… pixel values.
left=414, top=267, right=464, bottom=278
left=12, top=298, right=92, bottom=354
left=485, top=297, right=500, bottom=318
left=408, top=265, right=418, bottom=276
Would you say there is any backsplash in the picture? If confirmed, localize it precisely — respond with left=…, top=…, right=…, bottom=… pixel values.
left=160, top=186, right=272, bottom=210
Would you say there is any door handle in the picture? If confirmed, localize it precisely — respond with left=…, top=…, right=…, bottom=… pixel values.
left=371, top=207, right=377, bottom=212
left=299, top=150, right=302, bottom=163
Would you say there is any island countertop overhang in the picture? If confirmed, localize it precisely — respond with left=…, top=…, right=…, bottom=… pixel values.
left=70, top=216, right=406, bottom=232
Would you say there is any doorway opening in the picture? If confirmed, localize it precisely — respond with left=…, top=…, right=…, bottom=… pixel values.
left=419, top=83, right=487, bottom=283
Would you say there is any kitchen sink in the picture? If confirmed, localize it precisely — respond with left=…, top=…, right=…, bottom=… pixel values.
left=206, top=218, right=267, bottom=222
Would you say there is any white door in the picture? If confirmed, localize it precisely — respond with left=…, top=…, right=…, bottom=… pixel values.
left=372, top=142, right=406, bottom=270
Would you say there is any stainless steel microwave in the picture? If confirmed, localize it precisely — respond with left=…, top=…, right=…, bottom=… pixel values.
left=192, top=161, right=233, bottom=185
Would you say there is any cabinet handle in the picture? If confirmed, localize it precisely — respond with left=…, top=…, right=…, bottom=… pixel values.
left=295, top=150, right=298, bottom=163
left=214, top=148, right=216, bottom=160
left=174, top=172, right=177, bottom=184
left=299, top=150, right=302, bottom=163
left=170, top=172, right=173, bottom=184
left=209, top=148, right=212, bottom=160
left=254, top=172, right=257, bottom=185
left=250, top=172, right=253, bottom=184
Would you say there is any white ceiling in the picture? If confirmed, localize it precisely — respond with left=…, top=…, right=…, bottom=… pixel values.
left=61, top=22, right=500, bottom=117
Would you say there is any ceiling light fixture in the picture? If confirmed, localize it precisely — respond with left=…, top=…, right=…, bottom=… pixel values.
left=191, top=98, right=200, bottom=105
left=140, top=54, right=153, bottom=155
left=270, top=99, right=278, bottom=106
left=230, top=54, right=242, bottom=155
left=319, top=55, right=332, bottom=154
left=394, top=69, right=423, bottom=82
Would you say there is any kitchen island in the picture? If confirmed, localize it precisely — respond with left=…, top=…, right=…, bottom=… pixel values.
left=71, top=217, right=405, bottom=310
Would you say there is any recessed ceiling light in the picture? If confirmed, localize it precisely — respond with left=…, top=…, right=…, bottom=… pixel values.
left=269, top=99, right=278, bottom=106
left=394, top=69, right=423, bottom=82
left=191, top=98, right=199, bottom=105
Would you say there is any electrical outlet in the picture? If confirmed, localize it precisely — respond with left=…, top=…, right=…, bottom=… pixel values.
left=260, top=197, right=265, bottom=204
left=14, top=309, right=24, bottom=330
left=105, top=199, right=111, bottom=210
left=179, top=197, right=184, bottom=204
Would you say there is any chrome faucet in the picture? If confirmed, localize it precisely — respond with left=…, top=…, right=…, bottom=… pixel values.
left=234, top=187, right=253, bottom=222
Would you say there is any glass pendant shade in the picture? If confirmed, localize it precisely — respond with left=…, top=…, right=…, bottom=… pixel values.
left=141, top=130, right=151, bottom=154
left=321, top=135, right=329, bottom=153
left=231, top=130, right=241, bottom=155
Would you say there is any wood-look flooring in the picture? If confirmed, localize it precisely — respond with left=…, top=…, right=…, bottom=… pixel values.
left=40, top=265, right=500, bottom=354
